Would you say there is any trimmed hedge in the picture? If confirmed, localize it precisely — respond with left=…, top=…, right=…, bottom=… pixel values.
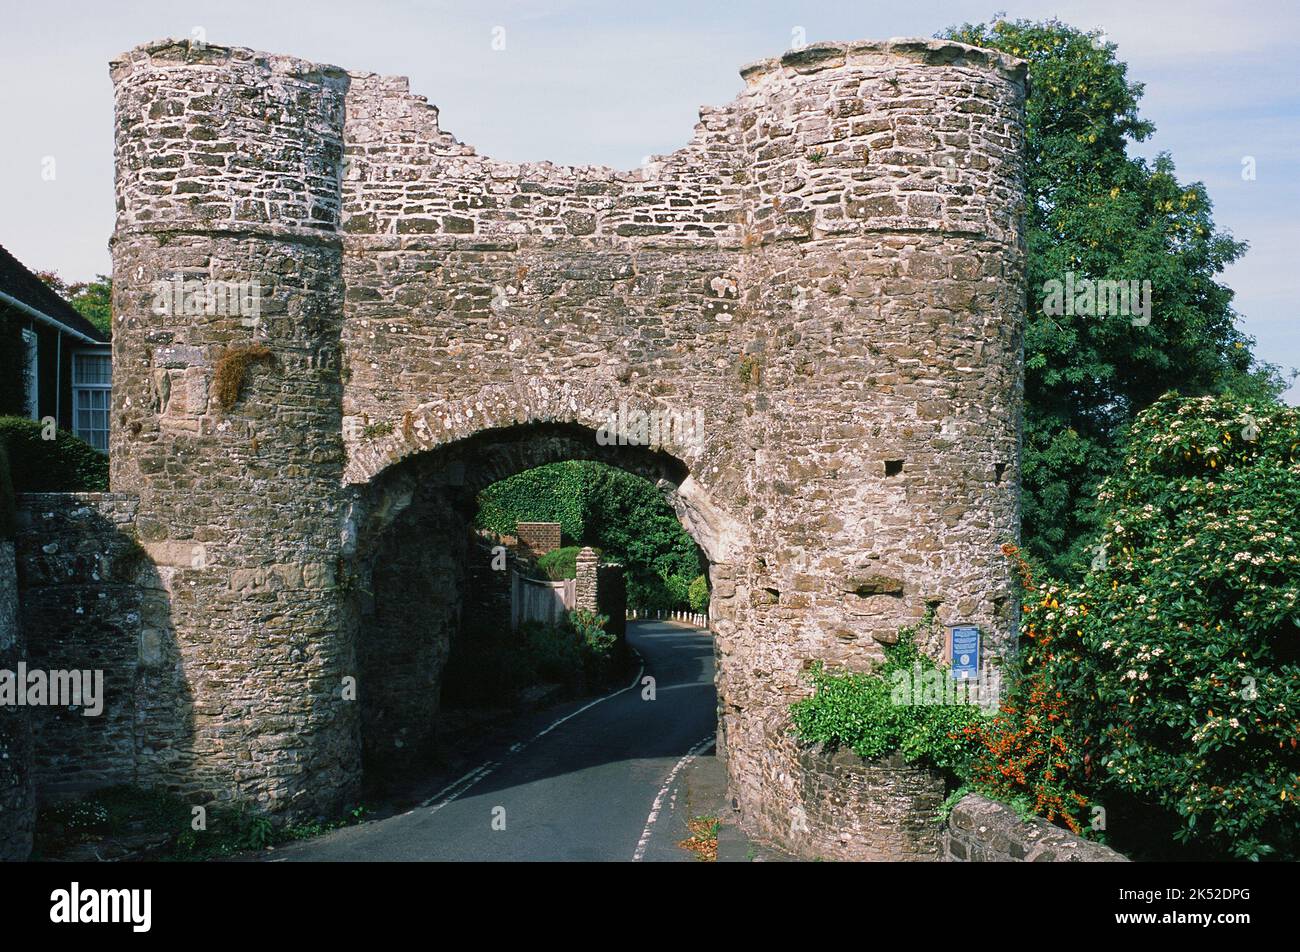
left=0, top=416, right=108, bottom=493
left=536, top=546, right=582, bottom=581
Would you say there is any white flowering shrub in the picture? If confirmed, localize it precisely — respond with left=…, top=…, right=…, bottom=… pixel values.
left=1035, top=393, right=1300, bottom=859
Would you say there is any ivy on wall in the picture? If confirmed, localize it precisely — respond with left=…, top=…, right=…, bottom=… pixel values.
left=474, top=460, right=706, bottom=610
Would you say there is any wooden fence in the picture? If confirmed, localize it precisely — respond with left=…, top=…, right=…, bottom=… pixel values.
left=511, top=572, right=575, bottom=630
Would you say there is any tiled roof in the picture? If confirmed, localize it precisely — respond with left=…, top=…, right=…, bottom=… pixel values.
left=0, top=243, right=108, bottom=343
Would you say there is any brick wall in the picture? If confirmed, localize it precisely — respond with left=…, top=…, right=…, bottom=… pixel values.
left=515, top=522, right=562, bottom=559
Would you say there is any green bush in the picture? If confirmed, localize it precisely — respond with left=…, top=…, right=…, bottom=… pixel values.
left=790, top=614, right=989, bottom=778
left=440, top=617, right=536, bottom=708
left=569, top=609, right=617, bottom=679
left=989, top=394, right=1300, bottom=859
left=34, top=784, right=370, bottom=860
left=688, top=574, right=709, bottom=613
left=444, top=611, right=620, bottom=708
left=521, top=619, right=584, bottom=683
left=474, top=460, right=705, bottom=612
left=0, top=416, right=108, bottom=492
left=536, top=545, right=582, bottom=580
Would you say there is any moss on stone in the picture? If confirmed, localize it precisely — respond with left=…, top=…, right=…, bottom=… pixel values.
left=211, top=343, right=274, bottom=411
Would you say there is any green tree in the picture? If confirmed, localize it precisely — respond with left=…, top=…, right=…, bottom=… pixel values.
left=474, top=460, right=704, bottom=610
left=941, top=17, right=1287, bottom=576
left=998, top=393, right=1300, bottom=859
left=474, top=461, right=587, bottom=541
left=577, top=462, right=704, bottom=609
left=36, top=271, right=112, bottom=338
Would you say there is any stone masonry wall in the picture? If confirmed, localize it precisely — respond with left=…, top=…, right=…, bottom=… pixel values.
left=109, top=36, right=1027, bottom=857
left=574, top=546, right=599, bottom=612
left=943, top=793, right=1129, bottom=862
left=9, top=494, right=177, bottom=798
left=0, top=539, right=33, bottom=861
left=775, top=741, right=947, bottom=860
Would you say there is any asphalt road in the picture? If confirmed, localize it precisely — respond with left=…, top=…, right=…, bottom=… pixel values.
left=268, top=620, right=718, bottom=862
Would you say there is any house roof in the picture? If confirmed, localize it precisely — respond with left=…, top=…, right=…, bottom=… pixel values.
left=0, top=243, right=109, bottom=344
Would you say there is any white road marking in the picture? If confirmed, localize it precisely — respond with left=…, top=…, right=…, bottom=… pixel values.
left=418, top=651, right=648, bottom=813
left=632, top=733, right=716, bottom=861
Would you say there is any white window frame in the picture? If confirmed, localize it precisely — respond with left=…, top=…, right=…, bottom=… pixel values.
left=71, top=350, right=111, bottom=453
left=22, top=327, right=38, bottom=420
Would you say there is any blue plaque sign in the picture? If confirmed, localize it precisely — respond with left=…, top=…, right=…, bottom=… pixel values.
left=950, top=625, right=980, bottom=680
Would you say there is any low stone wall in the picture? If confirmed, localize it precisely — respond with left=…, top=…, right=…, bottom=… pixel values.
left=741, top=742, right=1131, bottom=862
left=755, top=741, right=947, bottom=861
left=0, top=538, right=34, bottom=860
left=942, top=793, right=1129, bottom=862
left=11, top=493, right=166, bottom=798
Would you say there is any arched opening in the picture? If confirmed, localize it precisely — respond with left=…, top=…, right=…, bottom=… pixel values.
left=338, top=421, right=738, bottom=795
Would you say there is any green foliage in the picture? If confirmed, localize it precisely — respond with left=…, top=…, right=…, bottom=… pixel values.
left=688, top=573, right=710, bottom=613
left=0, top=416, right=108, bottom=492
left=985, top=394, right=1300, bottom=858
left=578, top=462, right=703, bottom=609
left=33, top=784, right=372, bottom=860
left=790, top=615, right=988, bottom=777
left=36, top=271, right=112, bottom=338
left=443, top=610, right=621, bottom=708
left=525, top=610, right=617, bottom=685
left=940, top=17, right=1288, bottom=578
left=960, top=622, right=1093, bottom=835
left=69, top=277, right=113, bottom=339
left=474, top=460, right=704, bottom=610
left=568, top=609, right=618, bottom=680
left=475, top=461, right=586, bottom=542
left=536, top=545, right=581, bottom=580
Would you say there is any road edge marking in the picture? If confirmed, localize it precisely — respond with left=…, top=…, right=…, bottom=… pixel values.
left=418, top=652, right=647, bottom=813
left=632, top=733, right=716, bottom=861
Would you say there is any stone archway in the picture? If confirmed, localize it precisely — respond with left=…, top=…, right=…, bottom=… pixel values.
left=339, top=420, right=743, bottom=777
left=107, top=36, right=1027, bottom=850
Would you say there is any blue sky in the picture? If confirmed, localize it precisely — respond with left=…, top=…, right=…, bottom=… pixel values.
left=2, top=0, right=1296, bottom=400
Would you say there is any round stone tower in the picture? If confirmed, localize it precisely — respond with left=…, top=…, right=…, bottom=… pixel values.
left=110, top=41, right=359, bottom=813
left=717, top=39, right=1027, bottom=852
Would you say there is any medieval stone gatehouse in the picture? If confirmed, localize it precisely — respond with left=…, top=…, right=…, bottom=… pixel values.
left=4, top=35, right=1027, bottom=860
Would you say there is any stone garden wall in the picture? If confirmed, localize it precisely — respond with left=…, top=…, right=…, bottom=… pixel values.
left=769, top=741, right=947, bottom=860
left=943, top=793, right=1129, bottom=862
left=0, top=538, right=33, bottom=860
left=10, top=493, right=186, bottom=798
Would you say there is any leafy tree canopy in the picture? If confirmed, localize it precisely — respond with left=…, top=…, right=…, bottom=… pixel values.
left=941, top=16, right=1289, bottom=576
left=475, top=460, right=705, bottom=609
left=36, top=271, right=112, bottom=339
